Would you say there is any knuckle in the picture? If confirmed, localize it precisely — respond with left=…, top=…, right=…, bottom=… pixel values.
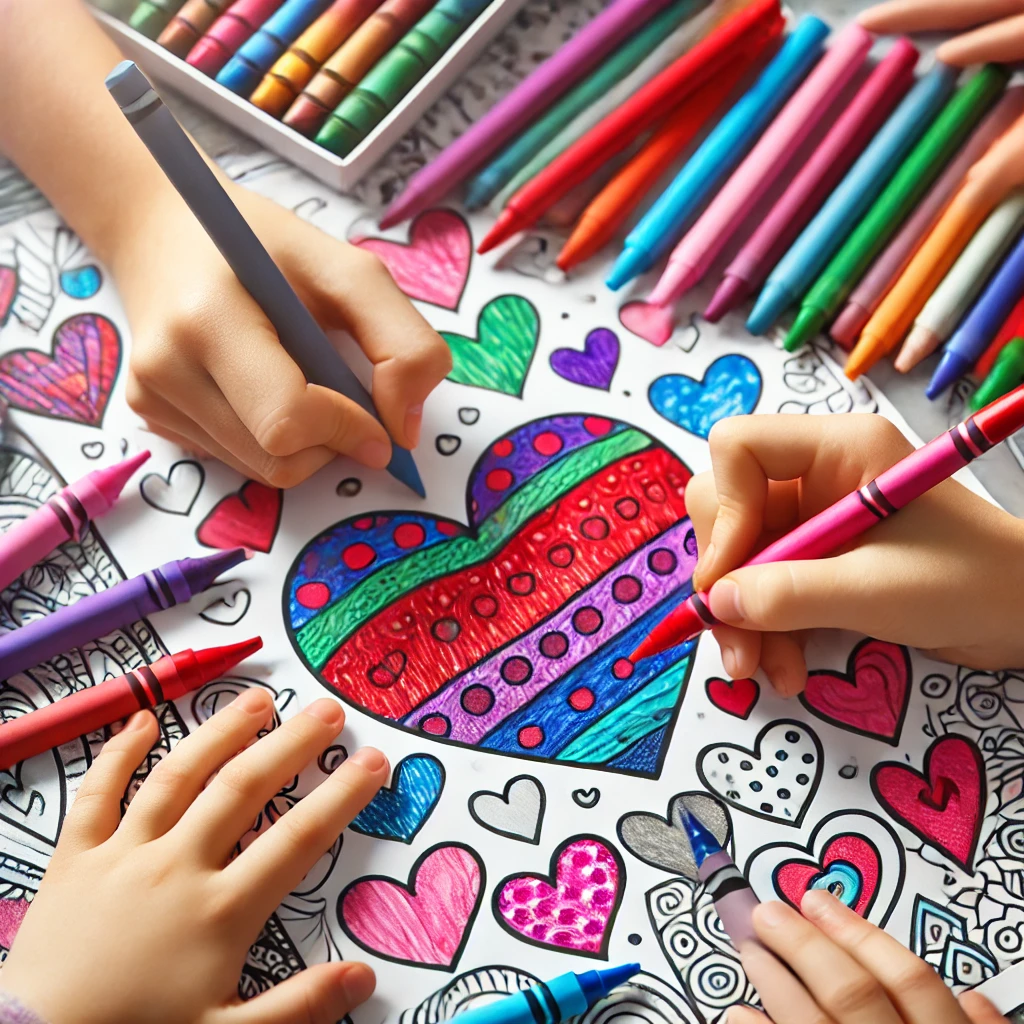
left=259, top=457, right=309, bottom=490
left=128, top=347, right=169, bottom=393
left=144, top=755, right=192, bottom=793
left=212, top=760, right=264, bottom=803
left=274, top=807, right=328, bottom=857
left=889, top=958, right=940, bottom=996
left=825, top=973, right=882, bottom=1016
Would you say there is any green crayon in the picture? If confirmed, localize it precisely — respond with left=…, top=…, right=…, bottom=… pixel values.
left=129, top=0, right=187, bottom=37
left=970, top=337, right=1024, bottom=410
left=316, top=0, right=495, bottom=156
left=785, top=63, right=1009, bottom=353
left=93, top=0, right=138, bottom=17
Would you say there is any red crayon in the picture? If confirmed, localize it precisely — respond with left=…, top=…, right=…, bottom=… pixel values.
left=0, top=638, right=262, bottom=770
left=186, top=0, right=282, bottom=76
left=976, top=291, right=1024, bottom=378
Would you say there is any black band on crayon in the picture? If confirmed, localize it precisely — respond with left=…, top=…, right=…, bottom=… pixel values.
left=707, top=873, right=751, bottom=899
left=966, top=418, right=992, bottom=453
left=46, top=497, right=75, bottom=537
left=152, top=569, right=177, bottom=609
left=64, top=491, right=88, bottom=528
left=950, top=427, right=974, bottom=462
left=692, top=593, right=717, bottom=627
left=856, top=488, right=885, bottom=520
left=523, top=988, right=547, bottom=1024
left=537, top=981, right=560, bottom=1021
left=138, top=664, right=164, bottom=706
left=127, top=669, right=150, bottom=710
left=123, top=94, right=163, bottom=125
left=867, top=480, right=897, bottom=517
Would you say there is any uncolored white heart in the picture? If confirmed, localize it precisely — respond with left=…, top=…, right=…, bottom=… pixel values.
left=469, top=776, right=544, bottom=844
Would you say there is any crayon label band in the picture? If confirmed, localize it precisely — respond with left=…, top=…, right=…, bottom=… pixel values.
left=703, top=864, right=749, bottom=900
left=855, top=479, right=896, bottom=520
left=523, top=986, right=551, bottom=1024
left=950, top=422, right=990, bottom=462
left=47, top=491, right=87, bottom=541
left=136, top=664, right=165, bottom=706
left=144, top=569, right=178, bottom=610
left=121, top=90, right=163, bottom=125
left=125, top=668, right=155, bottom=711
left=536, top=981, right=561, bottom=1022
left=966, top=418, right=993, bottom=454
left=691, top=592, right=718, bottom=628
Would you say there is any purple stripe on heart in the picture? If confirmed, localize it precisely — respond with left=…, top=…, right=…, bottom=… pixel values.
left=402, top=520, right=696, bottom=743
left=550, top=329, right=620, bottom=391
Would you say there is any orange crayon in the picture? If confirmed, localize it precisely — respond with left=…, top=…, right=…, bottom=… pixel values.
left=250, top=0, right=384, bottom=116
left=283, top=0, right=435, bottom=135
left=976, top=291, right=1024, bottom=378
left=158, top=0, right=233, bottom=56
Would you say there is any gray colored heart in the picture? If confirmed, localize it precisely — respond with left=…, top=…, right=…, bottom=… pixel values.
left=140, top=459, right=205, bottom=516
left=468, top=775, right=544, bottom=844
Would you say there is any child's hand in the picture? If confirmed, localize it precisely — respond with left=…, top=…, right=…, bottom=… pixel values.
left=860, top=0, right=1024, bottom=65
left=734, top=890, right=1008, bottom=1024
left=0, top=691, right=389, bottom=1024
left=113, top=183, right=452, bottom=489
left=685, top=414, right=1024, bottom=695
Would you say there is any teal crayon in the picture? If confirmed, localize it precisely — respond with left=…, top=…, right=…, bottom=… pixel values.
left=315, top=0, right=494, bottom=156
left=130, top=0, right=188, bottom=37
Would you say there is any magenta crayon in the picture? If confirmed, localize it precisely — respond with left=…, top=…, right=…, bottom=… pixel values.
left=0, top=548, right=248, bottom=680
left=705, top=37, right=918, bottom=322
left=650, top=22, right=872, bottom=307
left=0, top=452, right=149, bottom=596
left=185, top=0, right=282, bottom=76
left=631, top=383, right=1024, bottom=661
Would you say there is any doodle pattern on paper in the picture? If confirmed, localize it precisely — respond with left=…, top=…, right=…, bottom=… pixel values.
left=649, top=355, right=762, bottom=440
left=285, top=414, right=699, bottom=777
left=350, top=753, right=445, bottom=843
left=777, top=343, right=877, bottom=415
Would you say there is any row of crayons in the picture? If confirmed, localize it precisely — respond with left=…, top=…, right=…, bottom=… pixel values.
left=0, top=448, right=263, bottom=768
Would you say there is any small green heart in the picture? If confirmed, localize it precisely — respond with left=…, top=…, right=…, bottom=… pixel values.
left=442, top=294, right=539, bottom=397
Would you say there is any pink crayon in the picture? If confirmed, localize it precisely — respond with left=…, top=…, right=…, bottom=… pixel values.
left=185, top=0, right=282, bottom=76
left=705, top=37, right=919, bottom=322
left=0, top=451, right=149, bottom=594
left=830, top=85, right=1024, bottom=348
left=649, top=22, right=872, bottom=307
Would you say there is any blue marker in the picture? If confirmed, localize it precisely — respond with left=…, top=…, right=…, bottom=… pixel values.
left=216, top=0, right=332, bottom=96
left=606, top=15, right=830, bottom=291
left=454, top=966, right=641, bottom=1024
left=928, top=229, right=1024, bottom=399
left=746, top=62, right=956, bottom=335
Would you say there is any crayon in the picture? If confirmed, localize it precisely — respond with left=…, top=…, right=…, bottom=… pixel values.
left=650, top=22, right=871, bottom=306
left=315, top=0, right=494, bottom=156
left=631, top=380, right=1024, bottom=661
left=848, top=102, right=1024, bottom=378
left=464, top=0, right=710, bottom=211
left=0, top=639, right=262, bottom=771
left=476, top=0, right=785, bottom=254
left=785, top=64, right=1007, bottom=354
left=108, top=62, right=425, bottom=497
left=186, top=0, right=282, bottom=76
left=894, top=191, right=1024, bottom=372
left=382, top=0, right=688, bottom=228
left=130, top=0, right=188, bottom=37
left=157, top=0, right=233, bottom=56
left=0, top=549, right=247, bottom=681
left=93, top=0, right=139, bottom=16
left=971, top=337, right=1024, bottom=410
left=831, top=87, right=1024, bottom=349
left=928, top=228, right=1024, bottom=397
left=0, top=451, right=149, bottom=596
left=251, top=0, right=385, bottom=117
left=706, top=37, right=917, bottom=323
left=746, top=63, right=955, bottom=336
left=217, top=0, right=332, bottom=96
left=976, top=292, right=1024, bottom=378
left=608, top=15, right=829, bottom=291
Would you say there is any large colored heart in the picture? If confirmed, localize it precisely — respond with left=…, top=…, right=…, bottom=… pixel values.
left=802, top=639, right=911, bottom=745
left=493, top=835, right=624, bottom=957
left=871, top=735, right=986, bottom=871
left=0, top=313, right=121, bottom=426
left=706, top=676, right=759, bottom=719
left=649, top=354, right=762, bottom=439
left=550, top=328, right=619, bottom=390
left=350, top=753, right=444, bottom=843
left=443, top=295, right=539, bottom=397
left=776, top=836, right=880, bottom=917
left=285, top=414, right=698, bottom=777
left=338, top=843, right=484, bottom=970
left=197, top=480, right=282, bottom=553
left=352, top=209, right=471, bottom=311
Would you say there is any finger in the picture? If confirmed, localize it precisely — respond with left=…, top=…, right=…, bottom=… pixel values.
left=176, top=699, right=345, bottom=866
left=138, top=418, right=211, bottom=459
left=711, top=623, right=762, bottom=680
left=120, top=688, right=274, bottom=843
left=212, top=961, right=375, bottom=1024
left=753, top=901, right=903, bottom=1024
left=760, top=631, right=808, bottom=698
left=859, top=0, right=1023, bottom=32
left=740, top=938, right=835, bottom=1024
left=938, top=13, right=1024, bottom=64
left=225, top=747, right=388, bottom=926
left=959, top=991, right=1011, bottom=1024
left=801, top=890, right=973, bottom=1024
left=728, top=1008, right=775, bottom=1024
left=57, top=711, right=158, bottom=856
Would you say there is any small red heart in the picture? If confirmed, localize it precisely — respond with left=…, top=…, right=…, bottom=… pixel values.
left=706, top=676, right=759, bottom=719
left=775, top=834, right=881, bottom=917
left=196, top=481, right=282, bottom=554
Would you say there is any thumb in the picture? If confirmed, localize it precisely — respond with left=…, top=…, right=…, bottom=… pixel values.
left=959, top=991, right=1011, bottom=1024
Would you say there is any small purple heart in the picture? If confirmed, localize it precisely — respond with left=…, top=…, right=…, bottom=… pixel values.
left=550, top=328, right=620, bottom=391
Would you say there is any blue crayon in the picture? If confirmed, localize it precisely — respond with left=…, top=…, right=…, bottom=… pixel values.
left=928, top=229, right=1024, bottom=399
left=216, top=0, right=332, bottom=96
left=606, top=15, right=830, bottom=291
left=747, top=62, right=956, bottom=335
left=453, top=966, right=641, bottom=1024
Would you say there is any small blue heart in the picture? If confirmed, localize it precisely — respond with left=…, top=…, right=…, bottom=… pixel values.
left=60, top=265, right=101, bottom=300
left=810, top=861, right=862, bottom=909
left=350, top=753, right=444, bottom=843
left=649, top=354, right=762, bottom=439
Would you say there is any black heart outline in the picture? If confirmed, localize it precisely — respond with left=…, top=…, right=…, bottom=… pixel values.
left=468, top=774, right=545, bottom=844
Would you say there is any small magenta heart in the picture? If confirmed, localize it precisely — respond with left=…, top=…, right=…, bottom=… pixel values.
left=705, top=677, right=759, bottom=719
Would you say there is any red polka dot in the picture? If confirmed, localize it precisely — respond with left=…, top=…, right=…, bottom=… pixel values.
left=580, top=516, right=609, bottom=540
left=615, top=497, right=640, bottom=520
left=420, top=714, right=450, bottom=737
left=533, top=431, right=564, bottom=456
left=539, top=631, right=569, bottom=659
left=437, top=521, right=459, bottom=536
left=501, top=656, right=533, bottom=685
left=569, top=687, right=595, bottom=712
left=486, top=468, right=514, bottom=491
left=518, top=725, right=544, bottom=749
left=584, top=416, right=613, bottom=436
left=612, top=658, right=634, bottom=680
left=643, top=481, right=667, bottom=503
left=431, top=618, right=460, bottom=643
left=493, top=439, right=514, bottom=457
left=507, top=572, right=536, bottom=595
left=572, top=606, right=603, bottom=635
left=353, top=517, right=374, bottom=530
left=472, top=595, right=498, bottom=618
left=296, top=581, right=330, bottom=609
left=343, top=542, right=376, bottom=570
left=394, top=522, right=426, bottom=548
left=548, top=544, right=575, bottom=568
left=461, top=685, right=494, bottom=715
left=648, top=549, right=678, bottom=575
left=612, top=575, right=642, bottom=604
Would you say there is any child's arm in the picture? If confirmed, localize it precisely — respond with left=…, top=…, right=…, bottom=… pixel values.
left=0, top=692, right=388, bottom=1024
left=687, top=414, right=1024, bottom=695
left=0, top=0, right=452, bottom=488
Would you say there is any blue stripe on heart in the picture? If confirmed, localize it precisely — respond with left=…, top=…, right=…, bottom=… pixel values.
left=350, top=754, right=445, bottom=843
left=649, top=354, right=762, bottom=439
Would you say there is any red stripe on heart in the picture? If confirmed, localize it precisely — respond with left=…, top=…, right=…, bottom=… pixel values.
left=705, top=676, right=759, bottom=719
left=196, top=481, right=282, bottom=554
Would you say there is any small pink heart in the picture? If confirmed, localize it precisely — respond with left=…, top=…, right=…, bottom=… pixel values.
left=618, top=301, right=675, bottom=347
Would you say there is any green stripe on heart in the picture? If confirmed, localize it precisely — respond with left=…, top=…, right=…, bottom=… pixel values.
left=443, top=295, right=539, bottom=397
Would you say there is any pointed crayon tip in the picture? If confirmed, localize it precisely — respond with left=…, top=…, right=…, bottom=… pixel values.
left=677, top=803, right=721, bottom=867
left=180, top=547, right=249, bottom=593
left=93, top=449, right=151, bottom=504
left=704, top=275, right=746, bottom=322
left=194, top=636, right=263, bottom=679
left=478, top=210, right=519, bottom=254
left=784, top=307, right=824, bottom=352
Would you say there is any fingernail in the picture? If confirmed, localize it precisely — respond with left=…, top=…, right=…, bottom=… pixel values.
left=404, top=404, right=423, bottom=448
left=306, top=699, right=345, bottom=726
left=354, top=439, right=392, bottom=469
left=232, top=688, right=270, bottom=714
left=349, top=747, right=387, bottom=772
left=709, top=579, right=744, bottom=623
left=802, top=889, right=840, bottom=917
left=694, top=542, right=716, bottom=586
left=755, top=901, right=789, bottom=927
left=339, top=963, right=376, bottom=1006
left=720, top=643, right=738, bottom=677
left=124, top=711, right=151, bottom=732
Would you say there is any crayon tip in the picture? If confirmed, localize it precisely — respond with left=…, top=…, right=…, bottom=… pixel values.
left=478, top=210, right=519, bottom=254
left=784, top=307, right=823, bottom=352
left=606, top=246, right=651, bottom=291
left=843, top=333, right=884, bottom=380
left=704, top=275, right=746, bottom=322
left=649, top=264, right=697, bottom=307
left=194, top=636, right=263, bottom=679
left=556, top=230, right=595, bottom=272
left=592, top=963, right=641, bottom=996
left=380, top=189, right=421, bottom=231
left=463, top=176, right=497, bottom=211
left=629, top=597, right=706, bottom=662
left=895, top=325, right=939, bottom=373
left=92, top=449, right=151, bottom=505
left=746, top=281, right=793, bottom=335
left=180, top=547, right=249, bottom=593
left=926, top=352, right=966, bottom=400
left=387, top=446, right=426, bottom=498
left=829, top=303, right=868, bottom=351
left=678, top=804, right=722, bottom=867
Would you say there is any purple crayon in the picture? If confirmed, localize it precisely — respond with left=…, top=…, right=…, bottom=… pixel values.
left=0, top=451, right=150, bottom=595
left=0, top=548, right=248, bottom=680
